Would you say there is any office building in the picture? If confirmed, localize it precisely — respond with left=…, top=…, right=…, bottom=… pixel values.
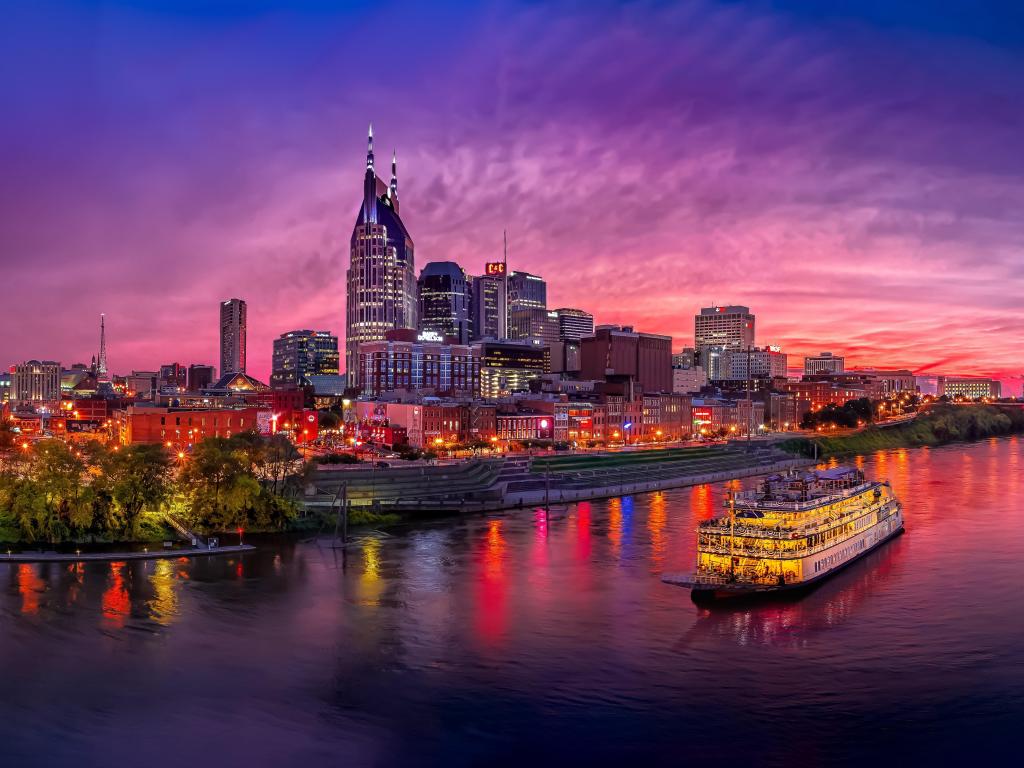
left=506, top=270, right=546, bottom=312
left=937, top=376, right=1001, bottom=399
left=804, top=352, right=845, bottom=376
left=187, top=364, right=216, bottom=393
left=345, top=127, right=416, bottom=386
left=580, top=325, right=672, bottom=394
left=478, top=341, right=548, bottom=399
left=673, top=366, right=707, bottom=394
left=358, top=330, right=479, bottom=397
left=158, top=363, right=188, bottom=392
left=220, top=298, right=247, bottom=376
left=554, top=308, right=594, bottom=341
left=471, top=274, right=507, bottom=340
left=509, top=308, right=560, bottom=345
left=126, top=371, right=158, bottom=401
left=720, top=347, right=788, bottom=381
left=270, top=330, right=340, bottom=389
left=694, top=305, right=755, bottom=351
left=672, top=348, right=696, bottom=369
left=10, top=360, right=62, bottom=406
left=418, top=261, right=472, bottom=343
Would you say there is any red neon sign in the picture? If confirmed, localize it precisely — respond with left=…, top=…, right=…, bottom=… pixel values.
left=484, top=262, right=506, bottom=276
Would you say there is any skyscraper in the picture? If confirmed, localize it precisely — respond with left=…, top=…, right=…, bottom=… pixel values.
left=506, top=270, right=546, bottom=312
left=345, top=126, right=416, bottom=387
left=509, top=308, right=560, bottom=345
left=694, top=305, right=755, bottom=351
left=418, top=261, right=472, bottom=343
left=11, top=360, right=62, bottom=406
left=187, top=364, right=216, bottom=392
left=471, top=274, right=507, bottom=341
left=271, top=329, right=340, bottom=389
left=694, top=305, right=755, bottom=379
left=158, top=363, right=188, bottom=391
left=220, top=298, right=247, bottom=376
left=554, top=308, right=594, bottom=341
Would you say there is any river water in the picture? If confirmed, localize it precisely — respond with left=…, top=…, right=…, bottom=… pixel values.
left=2, top=438, right=1022, bottom=766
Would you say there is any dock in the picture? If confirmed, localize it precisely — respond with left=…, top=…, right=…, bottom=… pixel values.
left=1, top=544, right=256, bottom=564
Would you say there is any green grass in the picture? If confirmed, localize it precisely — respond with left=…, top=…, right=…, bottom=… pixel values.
left=531, top=447, right=728, bottom=473
left=780, top=404, right=1024, bottom=458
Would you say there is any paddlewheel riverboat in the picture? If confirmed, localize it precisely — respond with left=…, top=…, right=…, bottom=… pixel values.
left=664, top=467, right=904, bottom=602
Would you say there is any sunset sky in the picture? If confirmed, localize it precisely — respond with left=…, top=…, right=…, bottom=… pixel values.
left=2, top=1, right=1022, bottom=394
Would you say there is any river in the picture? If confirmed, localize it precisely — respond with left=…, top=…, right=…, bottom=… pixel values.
left=2, top=437, right=1022, bottom=766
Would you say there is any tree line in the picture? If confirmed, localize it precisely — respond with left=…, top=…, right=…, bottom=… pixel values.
left=0, top=430, right=307, bottom=544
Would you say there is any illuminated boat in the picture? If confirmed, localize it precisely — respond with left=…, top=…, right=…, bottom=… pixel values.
left=663, top=467, right=904, bottom=602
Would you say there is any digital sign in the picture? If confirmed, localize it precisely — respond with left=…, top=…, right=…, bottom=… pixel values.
left=484, top=262, right=506, bottom=276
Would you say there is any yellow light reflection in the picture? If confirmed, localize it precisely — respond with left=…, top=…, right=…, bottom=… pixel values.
left=147, top=558, right=179, bottom=626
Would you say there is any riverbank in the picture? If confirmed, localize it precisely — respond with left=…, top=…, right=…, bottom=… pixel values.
left=779, top=404, right=1024, bottom=458
left=302, top=445, right=813, bottom=518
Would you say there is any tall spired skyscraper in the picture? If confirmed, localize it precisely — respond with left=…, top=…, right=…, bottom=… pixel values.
left=345, top=125, right=416, bottom=386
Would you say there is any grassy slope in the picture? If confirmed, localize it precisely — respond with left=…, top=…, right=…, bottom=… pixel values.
left=779, top=405, right=1024, bottom=458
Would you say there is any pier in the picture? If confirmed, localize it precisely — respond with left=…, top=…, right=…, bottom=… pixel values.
left=1, top=544, right=255, bottom=564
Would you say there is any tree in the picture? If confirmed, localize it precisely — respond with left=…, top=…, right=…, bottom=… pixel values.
left=103, top=444, right=173, bottom=537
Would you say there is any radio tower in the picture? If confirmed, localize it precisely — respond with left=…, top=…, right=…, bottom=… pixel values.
left=97, top=314, right=108, bottom=380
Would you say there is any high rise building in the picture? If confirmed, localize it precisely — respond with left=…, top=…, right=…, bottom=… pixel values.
left=158, top=363, right=188, bottom=392
left=345, top=126, right=417, bottom=386
left=471, top=274, right=507, bottom=341
left=694, top=305, right=755, bottom=352
left=580, top=326, right=673, bottom=394
left=506, top=270, right=546, bottom=312
left=11, top=360, right=62, bottom=406
left=220, top=298, right=247, bottom=376
left=359, top=330, right=479, bottom=397
left=509, top=308, right=560, bottom=346
left=804, top=352, right=845, bottom=376
left=418, top=261, right=472, bottom=343
left=270, top=330, right=340, bottom=389
left=477, top=341, right=548, bottom=399
left=694, top=305, right=755, bottom=380
left=554, top=308, right=594, bottom=341
left=187, top=364, right=216, bottom=393
left=720, top=347, right=788, bottom=381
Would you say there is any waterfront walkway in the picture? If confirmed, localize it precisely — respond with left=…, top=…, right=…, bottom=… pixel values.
left=302, top=446, right=814, bottom=515
left=1, top=544, right=256, bottom=564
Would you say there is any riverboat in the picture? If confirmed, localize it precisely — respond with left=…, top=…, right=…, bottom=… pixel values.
left=664, top=467, right=904, bottom=602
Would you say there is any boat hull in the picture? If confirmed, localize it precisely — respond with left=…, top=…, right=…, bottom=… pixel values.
left=677, top=521, right=905, bottom=604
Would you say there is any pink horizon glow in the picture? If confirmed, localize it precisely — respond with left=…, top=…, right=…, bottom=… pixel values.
left=1, top=2, right=1021, bottom=395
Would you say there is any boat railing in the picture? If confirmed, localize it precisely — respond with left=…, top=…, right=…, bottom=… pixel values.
left=732, top=482, right=875, bottom=512
left=697, top=507, right=899, bottom=559
left=700, top=499, right=895, bottom=539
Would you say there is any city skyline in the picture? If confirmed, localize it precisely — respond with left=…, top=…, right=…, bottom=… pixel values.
left=1, top=2, right=1022, bottom=394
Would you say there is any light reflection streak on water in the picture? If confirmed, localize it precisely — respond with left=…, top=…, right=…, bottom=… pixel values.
left=147, top=558, right=178, bottom=626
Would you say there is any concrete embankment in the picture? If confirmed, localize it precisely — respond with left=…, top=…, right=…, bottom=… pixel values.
left=1, top=544, right=256, bottom=564
left=301, top=448, right=815, bottom=517
left=500, top=457, right=813, bottom=509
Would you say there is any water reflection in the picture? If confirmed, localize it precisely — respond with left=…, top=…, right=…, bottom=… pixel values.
left=0, top=439, right=1021, bottom=765
left=146, top=558, right=179, bottom=626
left=101, top=562, right=130, bottom=628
